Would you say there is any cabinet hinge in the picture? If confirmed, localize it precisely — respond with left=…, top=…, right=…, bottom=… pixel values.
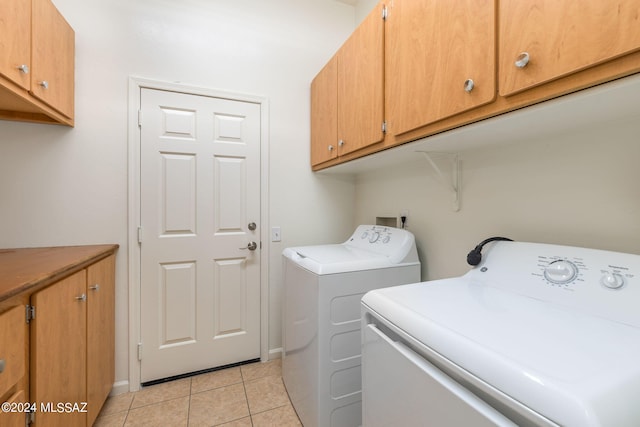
left=382, top=5, right=388, bottom=20
left=138, top=343, right=143, bottom=361
left=137, top=226, right=142, bottom=244
left=138, top=110, right=142, bottom=127
left=382, top=120, right=387, bottom=133
left=25, top=304, right=35, bottom=323
left=26, top=409, right=35, bottom=425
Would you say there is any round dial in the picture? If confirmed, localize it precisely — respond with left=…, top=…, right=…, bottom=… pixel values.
left=369, top=232, right=380, bottom=243
left=543, top=260, right=578, bottom=284
left=601, top=273, right=625, bottom=289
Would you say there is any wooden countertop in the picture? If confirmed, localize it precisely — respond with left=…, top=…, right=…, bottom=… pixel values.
left=0, top=244, right=119, bottom=303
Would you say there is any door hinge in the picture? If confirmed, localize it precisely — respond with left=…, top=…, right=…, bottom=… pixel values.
left=138, top=343, right=143, bottom=361
left=382, top=5, right=388, bottom=20
left=382, top=120, right=387, bottom=133
left=138, top=110, right=142, bottom=127
left=26, top=408, right=35, bottom=425
left=26, top=304, right=35, bottom=323
left=137, top=226, right=142, bottom=244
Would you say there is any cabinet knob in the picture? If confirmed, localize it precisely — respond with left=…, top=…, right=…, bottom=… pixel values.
left=464, top=79, right=475, bottom=93
left=328, top=145, right=334, bottom=151
left=75, top=293, right=87, bottom=302
left=338, top=140, right=345, bottom=147
left=39, top=81, right=49, bottom=89
left=0, top=358, right=5, bottom=373
left=515, top=52, right=530, bottom=68
left=17, top=64, right=30, bottom=74
left=89, top=284, right=100, bottom=291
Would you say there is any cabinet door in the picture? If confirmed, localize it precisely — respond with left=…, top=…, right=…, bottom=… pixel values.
left=337, top=1, right=385, bottom=156
left=31, top=0, right=75, bottom=118
left=500, top=0, right=640, bottom=96
left=311, top=55, right=339, bottom=166
left=0, top=306, right=26, bottom=398
left=0, top=0, right=31, bottom=90
left=386, top=0, right=495, bottom=136
left=1, top=390, right=27, bottom=427
left=86, top=255, right=115, bottom=427
left=31, top=271, right=87, bottom=427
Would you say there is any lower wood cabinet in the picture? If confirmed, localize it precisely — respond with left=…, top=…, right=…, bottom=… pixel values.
left=30, top=254, right=115, bottom=427
left=86, top=255, right=116, bottom=427
left=0, top=245, right=117, bottom=427
left=0, top=306, right=27, bottom=427
left=31, top=270, right=87, bottom=427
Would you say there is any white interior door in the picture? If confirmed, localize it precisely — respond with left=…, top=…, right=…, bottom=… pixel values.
left=139, top=88, right=261, bottom=383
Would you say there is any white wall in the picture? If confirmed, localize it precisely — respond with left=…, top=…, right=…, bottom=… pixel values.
left=354, top=114, right=640, bottom=281
left=0, top=0, right=356, bottom=391
left=354, top=0, right=379, bottom=25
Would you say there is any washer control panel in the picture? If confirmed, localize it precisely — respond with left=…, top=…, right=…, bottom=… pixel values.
left=543, top=259, right=580, bottom=284
left=469, top=241, right=640, bottom=328
left=359, top=226, right=393, bottom=245
left=345, top=225, right=417, bottom=262
left=535, top=254, right=633, bottom=291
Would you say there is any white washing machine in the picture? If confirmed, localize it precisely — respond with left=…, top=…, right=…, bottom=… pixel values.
left=282, top=225, right=421, bottom=427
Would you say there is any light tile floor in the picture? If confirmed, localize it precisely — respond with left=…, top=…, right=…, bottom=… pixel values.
left=94, top=359, right=302, bottom=427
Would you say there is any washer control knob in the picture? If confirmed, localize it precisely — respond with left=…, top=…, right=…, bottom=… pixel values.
left=383, top=235, right=391, bottom=244
left=369, top=232, right=380, bottom=243
left=361, top=232, right=368, bottom=239
left=601, top=273, right=625, bottom=289
left=544, top=260, right=578, bottom=284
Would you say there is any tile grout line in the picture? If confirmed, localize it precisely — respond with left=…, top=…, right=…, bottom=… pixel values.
left=186, top=377, right=192, bottom=427
left=239, top=365, right=256, bottom=427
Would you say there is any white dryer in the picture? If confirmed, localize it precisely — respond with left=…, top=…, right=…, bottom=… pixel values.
left=282, top=225, right=420, bottom=427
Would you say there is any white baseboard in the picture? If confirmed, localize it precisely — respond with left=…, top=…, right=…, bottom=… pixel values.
left=110, top=380, right=132, bottom=396
left=268, top=347, right=283, bottom=360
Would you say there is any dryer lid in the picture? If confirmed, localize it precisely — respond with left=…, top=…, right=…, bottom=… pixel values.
left=362, top=278, right=640, bottom=427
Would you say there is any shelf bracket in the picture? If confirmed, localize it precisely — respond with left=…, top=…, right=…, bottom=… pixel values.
left=417, top=151, right=461, bottom=212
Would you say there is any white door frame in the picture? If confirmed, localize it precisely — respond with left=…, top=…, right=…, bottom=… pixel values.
left=127, top=76, right=270, bottom=392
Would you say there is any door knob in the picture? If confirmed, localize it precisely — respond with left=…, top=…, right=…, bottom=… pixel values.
left=248, top=222, right=257, bottom=231
left=240, top=242, right=258, bottom=251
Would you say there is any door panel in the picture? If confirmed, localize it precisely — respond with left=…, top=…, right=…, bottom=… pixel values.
left=140, top=88, right=261, bottom=382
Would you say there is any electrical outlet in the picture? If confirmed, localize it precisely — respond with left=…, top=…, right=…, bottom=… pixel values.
left=271, top=226, right=281, bottom=242
left=399, top=210, right=409, bottom=229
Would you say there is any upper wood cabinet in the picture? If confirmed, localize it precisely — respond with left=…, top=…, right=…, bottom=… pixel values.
left=31, top=0, right=75, bottom=119
left=0, top=0, right=31, bottom=91
left=311, top=0, right=640, bottom=171
left=337, top=2, right=385, bottom=156
left=499, top=0, right=640, bottom=96
left=310, top=1, right=385, bottom=167
left=386, top=0, right=496, bottom=137
left=311, top=56, right=338, bottom=166
left=0, top=0, right=74, bottom=126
